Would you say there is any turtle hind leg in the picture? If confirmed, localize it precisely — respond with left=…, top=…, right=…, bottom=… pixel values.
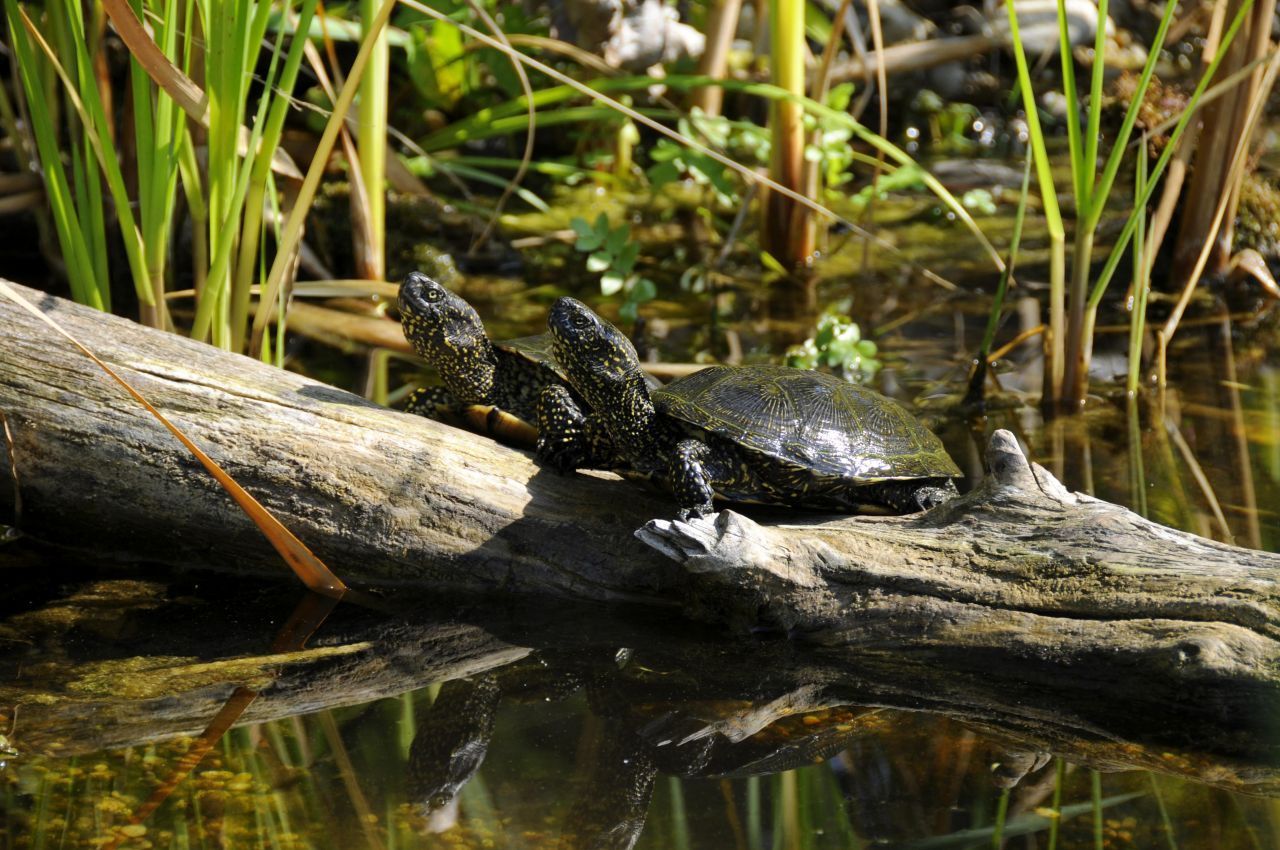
left=670, top=439, right=715, bottom=520
left=861, top=478, right=959, bottom=513
left=913, top=479, right=959, bottom=510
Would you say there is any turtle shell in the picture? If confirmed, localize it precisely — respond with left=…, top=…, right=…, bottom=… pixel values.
left=498, top=334, right=564, bottom=374
left=652, top=365, right=960, bottom=482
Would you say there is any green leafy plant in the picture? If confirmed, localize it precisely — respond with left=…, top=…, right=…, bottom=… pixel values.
left=570, top=214, right=655, bottom=321
left=647, top=137, right=741, bottom=207
left=786, top=311, right=881, bottom=383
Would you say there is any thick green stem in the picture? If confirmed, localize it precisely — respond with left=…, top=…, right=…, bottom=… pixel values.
left=1062, top=228, right=1096, bottom=408
left=357, top=0, right=388, bottom=281
left=763, top=0, right=812, bottom=267
left=1045, top=234, right=1066, bottom=407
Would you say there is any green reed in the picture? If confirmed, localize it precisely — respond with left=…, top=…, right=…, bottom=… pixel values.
left=8, top=0, right=325, bottom=353
left=966, top=152, right=1033, bottom=406
left=6, top=0, right=116, bottom=312
left=1004, top=0, right=1252, bottom=409
left=991, top=788, right=1010, bottom=847
left=763, top=0, right=813, bottom=267
left=357, top=0, right=390, bottom=281
left=1126, top=141, right=1150, bottom=397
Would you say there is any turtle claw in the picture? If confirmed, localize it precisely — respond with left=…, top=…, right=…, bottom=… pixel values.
left=914, top=480, right=960, bottom=511
left=535, top=436, right=581, bottom=474
left=676, top=503, right=714, bottom=523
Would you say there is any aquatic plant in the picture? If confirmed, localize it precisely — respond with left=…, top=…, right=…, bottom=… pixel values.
left=1004, top=0, right=1256, bottom=410
left=785, top=311, right=882, bottom=384
left=570, top=214, right=656, bottom=322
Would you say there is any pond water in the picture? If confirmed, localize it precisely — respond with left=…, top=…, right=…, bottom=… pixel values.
left=3, top=178, right=1280, bottom=848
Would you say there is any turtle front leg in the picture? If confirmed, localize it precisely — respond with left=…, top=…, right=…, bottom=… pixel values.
left=670, top=438, right=715, bottom=520
left=536, top=384, right=592, bottom=472
left=404, top=386, right=459, bottom=419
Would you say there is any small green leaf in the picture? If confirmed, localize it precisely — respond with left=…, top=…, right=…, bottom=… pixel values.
left=614, top=241, right=640, bottom=274
left=587, top=252, right=612, bottom=273
left=593, top=212, right=610, bottom=237
left=647, top=161, right=681, bottom=187
left=962, top=188, right=997, bottom=216
left=601, top=272, right=625, bottom=296
left=619, top=300, right=638, bottom=322
left=760, top=251, right=787, bottom=275
left=631, top=277, right=657, bottom=302
left=606, top=223, right=629, bottom=256
left=572, top=216, right=604, bottom=251
left=575, top=232, right=604, bottom=252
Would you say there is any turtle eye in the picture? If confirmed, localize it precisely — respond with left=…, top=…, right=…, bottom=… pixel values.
left=425, top=287, right=444, bottom=303
left=570, top=313, right=591, bottom=330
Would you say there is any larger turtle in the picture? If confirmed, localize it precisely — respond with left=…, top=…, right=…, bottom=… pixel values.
left=398, top=272, right=626, bottom=464
left=539, top=297, right=961, bottom=519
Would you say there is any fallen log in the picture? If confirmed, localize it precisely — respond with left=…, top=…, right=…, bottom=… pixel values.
left=0, top=280, right=1278, bottom=761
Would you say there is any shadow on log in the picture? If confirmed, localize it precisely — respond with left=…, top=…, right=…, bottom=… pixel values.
left=0, top=280, right=1278, bottom=785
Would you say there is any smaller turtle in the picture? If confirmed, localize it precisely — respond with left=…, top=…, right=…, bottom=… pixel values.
left=398, top=272, right=624, bottom=464
left=539, top=297, right=961, bottom=519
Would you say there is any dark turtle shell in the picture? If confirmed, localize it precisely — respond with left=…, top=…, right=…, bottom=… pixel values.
left=496, top=334, right=562, bottom=373
left=652, top=364, right=961, bottom=482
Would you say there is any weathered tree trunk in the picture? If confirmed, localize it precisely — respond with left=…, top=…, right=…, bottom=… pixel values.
left=1, top=280, right=1279, bottom=760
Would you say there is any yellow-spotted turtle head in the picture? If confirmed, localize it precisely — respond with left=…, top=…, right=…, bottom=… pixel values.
left=399, top=272, right=498, bottom=404
left=548, top=297, right=648, bottom=411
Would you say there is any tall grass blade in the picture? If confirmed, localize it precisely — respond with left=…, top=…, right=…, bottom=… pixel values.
left=1048, top=758, right=1065, bottom=850
left=1082, top=0, right=1110, bottom=205
left=966, top=152, right=1033, bottom=404
left=19, top=5, right=154, bottom=309
left=4, top=0, right=105, bottom=310
left=1055, top=0, right=1084, bottom=202
left=747, top=775, right=763, bottom=850
left=1148, top=773, right=1180, bottom=850
left=1126, top=138, right=1150, bottom=397
left=668, top=777, right=692, bottom=850
left=231, top=0, right=320, bottom=352
left=1088, top=0, right=1258, bottom=308
left=1091, top=771, right=1104, bottom=850
left=1003, top=0, right=1066, bottom=402
left=1086, top=0, right=1179, bottom=228
left=992, top=788, right=1010, bottom=848
left=251, top=0, right=399, bottom=354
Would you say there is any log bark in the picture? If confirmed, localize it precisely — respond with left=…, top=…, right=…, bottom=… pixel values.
left=1, top=280, right=1279, bottom=767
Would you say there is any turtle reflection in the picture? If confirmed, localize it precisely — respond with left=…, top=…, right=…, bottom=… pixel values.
left=403, top=650, right=883, bottom=848
left=406, top=674, right=501, bottom=831
left=561, top=703, right=880, bottom=850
